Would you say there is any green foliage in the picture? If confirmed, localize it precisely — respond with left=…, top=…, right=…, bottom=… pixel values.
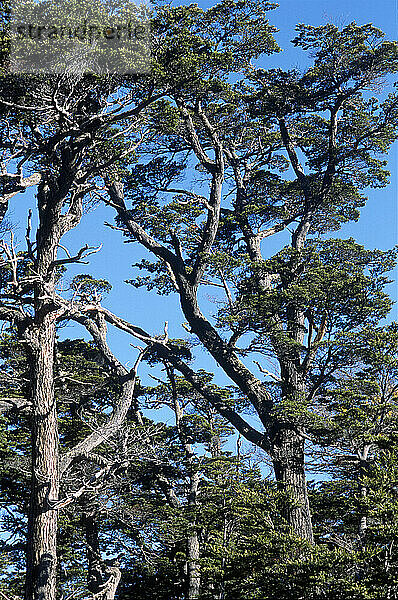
left=235, top=239, right=395, bottom=331
left=70, top=273, right=112, bottom=302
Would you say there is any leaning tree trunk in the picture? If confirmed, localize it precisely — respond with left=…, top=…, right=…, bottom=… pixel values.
left=24, top=316, right=59, bottom=600
left=270, top=424, right=313, bottom=544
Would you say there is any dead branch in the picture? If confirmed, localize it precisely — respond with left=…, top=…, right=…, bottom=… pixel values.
left=253, top=361, right=282, bottom=383
left=52, top=244, right=103, bottom=267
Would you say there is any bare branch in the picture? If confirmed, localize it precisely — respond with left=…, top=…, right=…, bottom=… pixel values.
left=70, top=305, right=270, bottom=451
left=51, top=243, right=102, bottom=267
left=59, top=316, right=148, bottom=475
left=253, top=361, right=282, bottom=383
left=176, top=101, right=215, bottom=172
left=0, top=397, right=31, bottom=414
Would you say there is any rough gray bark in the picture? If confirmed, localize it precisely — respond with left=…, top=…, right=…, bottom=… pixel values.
left=102, top=72, right=374, bottom=546
left=23, top=177, right=68, bottom=600
left=24, top=318, right=59, bottom=600
left=94, top=567, right=121, bottom=600
left=270, top=426, right=313, bottom=544
left=187, top=523, right=201, bottom=600
left=358, top=445, right=371, bottom=543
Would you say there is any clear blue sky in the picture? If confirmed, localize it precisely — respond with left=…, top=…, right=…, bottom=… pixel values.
left=8, top=0, right=398, bottom=405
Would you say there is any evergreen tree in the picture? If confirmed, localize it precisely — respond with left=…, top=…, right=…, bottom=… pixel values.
left=103, top=18, right=398, bottom=542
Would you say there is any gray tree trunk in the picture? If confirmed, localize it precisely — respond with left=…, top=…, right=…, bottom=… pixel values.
left=270, top=425, right=313, bottom=543
left=24, top=317, right=59, bottom=600
left=187, top=526, right=201, bottom=600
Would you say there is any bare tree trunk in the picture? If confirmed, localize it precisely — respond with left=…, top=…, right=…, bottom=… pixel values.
left=23, top=176, right=77, bottom=599
left=24, top=317, right=59, bottom=600
left=359, top=483, right=368, bottom=540
left=97, top=568, right=121, bottom=600
left=270, top=425, right=313, bottom=544
left=83, top=513, right=121, bottom=600
left=268, top=298, right=314, bottom=543
left=187, top=469, right=201, bottom=600
left=358, top=445, right=370, bottom=544
left=1, top=80, right=139, bottom=600
left=187, top=526, right=200, bottom=600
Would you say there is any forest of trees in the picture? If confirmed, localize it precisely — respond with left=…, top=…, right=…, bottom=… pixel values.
left=0, top=0, right=397, bottom=598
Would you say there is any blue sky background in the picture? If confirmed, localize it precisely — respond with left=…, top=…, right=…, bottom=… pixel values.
left=6, top=0, right=398, bottom=435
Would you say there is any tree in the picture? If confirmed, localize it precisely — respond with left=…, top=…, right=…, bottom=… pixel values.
left=0, top=63, right=158, bottom=596
left=0, top=2, right=282, bottom=592
left=101, top=20, right=398, bottom=542
left=142, top=352, right=238, bottom=600
left=113, top=371, right=283, bottom=600
left=0, top=330, right=165, bottom=599
left=309, top=323, right=398, bottom=598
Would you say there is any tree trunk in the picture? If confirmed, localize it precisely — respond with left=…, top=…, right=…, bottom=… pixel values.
left=269, top=300, right=314, bottom=543
left=83, top=513, right=121, bottom=600
left=270, top=425, right=313, bottom=544
left=187, top=528, right=201, bottom=600
left=186, top=468, right=201, bottom=600
left=358, top=482, right=368, bottom=541
left=25, top=318, right=59, bottom=600
left=358, top=445, right=370, bottom=544
left=84, top=513, right=103, bottom=595
left=167, top=366, right=202, bottom=600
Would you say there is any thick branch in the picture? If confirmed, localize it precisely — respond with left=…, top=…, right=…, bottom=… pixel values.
left=106, top=181, right=186, bottom=278
left=71, top=305, right=270, bottom=451
left=278, top=117, right=310, bottom=201
left=59, top=316, right=146, bottom=475
left=176, top=101, right=215, bottom=172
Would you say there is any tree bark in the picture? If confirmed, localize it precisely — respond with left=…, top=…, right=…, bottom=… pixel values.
left=83, top=512, right=122, bottom=600
left=187, top=524, right=201, bottom=600
left=84, top=514, right=103, bottom=595
left=187, top=470, right=201, bottom=600
left=23, top=176, right=79, bottom=599
left=24, top=317, right=59, bottom=600
left=267, top=295, right=314, bottom=542
left=358, top=445, right=370, bottom=544
left=270, top=425, right=313, bottom=544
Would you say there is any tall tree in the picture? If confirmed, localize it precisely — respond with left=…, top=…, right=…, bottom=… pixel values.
left=102, top=21, right=398, bottom=541
left=0, top=64, right=159, bottom=596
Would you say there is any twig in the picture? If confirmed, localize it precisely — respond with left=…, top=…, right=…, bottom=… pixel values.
left=0, top=590, right=23, bottom=600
